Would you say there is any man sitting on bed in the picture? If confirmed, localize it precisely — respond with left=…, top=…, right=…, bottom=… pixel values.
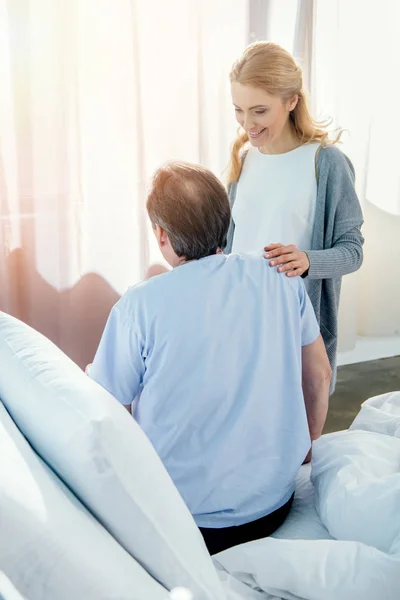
left=90, top=161, right=331, bottom=555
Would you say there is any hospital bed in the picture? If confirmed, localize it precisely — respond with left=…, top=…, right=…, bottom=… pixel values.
left=0, top=311, right=399, bottom=600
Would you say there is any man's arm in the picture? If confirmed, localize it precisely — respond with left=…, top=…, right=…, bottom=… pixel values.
left=89, top=303, right=144, bottom=411
left=302, top=335, right=332, bottom=452
left=294, top=278, right=331, bottom=462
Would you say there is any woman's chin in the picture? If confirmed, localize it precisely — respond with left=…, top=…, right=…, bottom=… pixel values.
left=249, top=138, right=261, bottom=148
left=249, top=138, right=266, bottom=148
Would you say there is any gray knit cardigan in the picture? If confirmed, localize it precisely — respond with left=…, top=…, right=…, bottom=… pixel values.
left=225, top=145, right=365, bottom=391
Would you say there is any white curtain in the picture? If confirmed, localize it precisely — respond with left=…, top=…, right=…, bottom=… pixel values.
left=312, top=0, right=400, bottom=347
left=0, top=0, right=247, bottom=366
left=254, top=0, right=400, bottom=350
left=3, top=0, right=398, bottom=366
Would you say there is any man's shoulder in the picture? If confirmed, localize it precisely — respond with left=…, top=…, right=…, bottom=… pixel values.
left=226, top=251, right=263, bottom=264
left=227, top=251, right=302, bottom=295
left=121, top=269, right=173, bottom=302
left=120, top=253, right=301, bottom=305
left=119, top=265, right=194, bottom=309
left=227, top=251, right=295, bottom=277
left=225, top=252, right=267, bottom=275
left=112, top=273, right=172, bottom=332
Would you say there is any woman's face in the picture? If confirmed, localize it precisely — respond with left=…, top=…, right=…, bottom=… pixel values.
left=231, top=82, right=297, bottom=148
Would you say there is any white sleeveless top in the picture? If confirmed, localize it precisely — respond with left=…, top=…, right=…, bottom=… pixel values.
left=232, top=143, right=319, bottom=254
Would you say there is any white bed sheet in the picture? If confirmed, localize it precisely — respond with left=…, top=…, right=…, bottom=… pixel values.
left=215, top=392, right=400, bottom=600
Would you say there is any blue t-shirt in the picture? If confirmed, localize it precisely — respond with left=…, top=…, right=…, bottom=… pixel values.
left=90, top=253, right=320, bottom=527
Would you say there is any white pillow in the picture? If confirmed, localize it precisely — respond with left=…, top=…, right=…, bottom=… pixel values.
left=0, top=312, right=223, bottom=600
left=214, top=464, right=400, bottom=600
left=0, top=401, right=168, bottom=600
left=350, top=391, right=400, bottom=438
left=312, top=429, right=400, bottom=554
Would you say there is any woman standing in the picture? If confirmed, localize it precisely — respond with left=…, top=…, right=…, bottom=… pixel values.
left=226, top=42, right=364, bottom=390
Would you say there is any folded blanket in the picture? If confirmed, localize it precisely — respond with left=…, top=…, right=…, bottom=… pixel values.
left=215, top=392, right=400, bottom=600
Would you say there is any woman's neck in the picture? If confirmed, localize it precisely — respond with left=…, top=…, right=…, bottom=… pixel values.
left=258, top=123, right=301, bottom=155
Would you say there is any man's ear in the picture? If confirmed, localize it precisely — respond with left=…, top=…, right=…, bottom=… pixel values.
left=154, top=224, right=168, bottom=247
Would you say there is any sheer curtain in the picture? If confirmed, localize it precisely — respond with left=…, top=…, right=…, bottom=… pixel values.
left=0, top=0, right=247, bottom=367
left=312, top=0, right=400, bottom=351
left=252, top=0, right=400, bottom=353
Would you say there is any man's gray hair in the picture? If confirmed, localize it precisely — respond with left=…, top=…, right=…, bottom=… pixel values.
left=147, top=161, right=231, bottom=261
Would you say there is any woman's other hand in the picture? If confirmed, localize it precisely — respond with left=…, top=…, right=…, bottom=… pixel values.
left=264, top=243, right=310, bottom=277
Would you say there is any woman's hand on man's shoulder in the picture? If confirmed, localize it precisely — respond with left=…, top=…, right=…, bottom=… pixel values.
left=263, top=243, right=310, bottom=277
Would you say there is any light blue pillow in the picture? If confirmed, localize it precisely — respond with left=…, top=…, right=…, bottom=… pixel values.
left=0, top=572, right=26, bottom=600
left=0, top=312, right=224, bottom=600
left=0, top=401, right=168, bottom=600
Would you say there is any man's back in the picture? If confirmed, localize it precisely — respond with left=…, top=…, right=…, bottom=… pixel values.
left=91, top=253, right=319, bottom=527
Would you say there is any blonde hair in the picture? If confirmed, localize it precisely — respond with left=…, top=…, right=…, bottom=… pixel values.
left=228, top=42, right=340, bottom=183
